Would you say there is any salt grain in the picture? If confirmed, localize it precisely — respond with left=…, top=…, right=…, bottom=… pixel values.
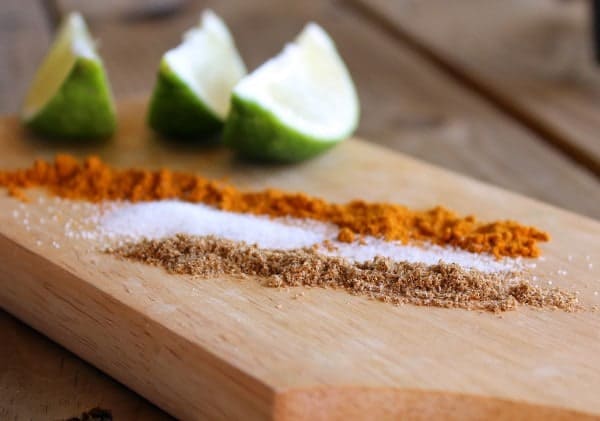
left=97, top=201, right=521, bottom=273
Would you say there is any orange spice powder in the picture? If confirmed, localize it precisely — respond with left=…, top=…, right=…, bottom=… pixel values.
left=0, top=154, right=549, bottom=258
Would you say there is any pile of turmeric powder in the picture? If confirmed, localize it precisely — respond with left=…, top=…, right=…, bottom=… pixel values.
left=0, top=154, right=549, bottom=258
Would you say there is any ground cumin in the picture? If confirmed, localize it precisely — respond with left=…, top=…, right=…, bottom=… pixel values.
left=0, top=154, right=549, bottom=258
left=109, top=234, right=578, bottom=313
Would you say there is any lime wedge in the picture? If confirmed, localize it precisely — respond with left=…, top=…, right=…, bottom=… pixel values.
left=22, top=13, right=116, bottom=139
left=223, top=23, right=359, bottom=162
left=148, top=10, right=247, bottom=139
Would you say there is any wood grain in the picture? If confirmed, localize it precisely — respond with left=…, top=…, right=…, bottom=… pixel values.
left=3, top=0, right=600, bottom=417
left=52, top=0, right=600, bottom=219
left=0, top=0, right=50, bottom=114
left=0, top=2, right=157, bottom=418
left=0, top=99, right=599, bottom=420
left=352, top=0, right=600, bottom=175
left=0, top=3, right=171, bottom=418
left=0, top=309, right=172, bottom=420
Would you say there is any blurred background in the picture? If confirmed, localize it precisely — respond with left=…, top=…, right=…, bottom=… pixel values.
left=2, top=0, right=600, bottom=219
left=1, top=1, right=600, bottom=419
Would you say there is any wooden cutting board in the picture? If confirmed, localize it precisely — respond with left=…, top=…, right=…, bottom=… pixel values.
left=0, top=100, right=599, bottom=420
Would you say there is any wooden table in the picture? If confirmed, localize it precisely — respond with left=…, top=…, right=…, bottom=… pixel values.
left=1, top=0, right=599, bottom=419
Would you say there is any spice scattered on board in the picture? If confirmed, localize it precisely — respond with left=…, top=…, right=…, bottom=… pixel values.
left=64, top=407, right=113, bottom=421
left=109, top=235, right=579, bottom=313
left=1, top=155, right=584, bottom=313
left=0, top=154, right=549, bottom=257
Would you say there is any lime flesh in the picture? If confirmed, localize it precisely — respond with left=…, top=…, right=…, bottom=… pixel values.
left=22, top=13, right=116, bottom=139
left=223, top=23, right=359, bottom=162
left=148, top=10, right=246, bottom=139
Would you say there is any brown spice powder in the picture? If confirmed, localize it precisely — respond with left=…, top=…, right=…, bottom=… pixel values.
left=0, top=155, right=549, bottom=258
left=109, top=234, right=578, bottom=313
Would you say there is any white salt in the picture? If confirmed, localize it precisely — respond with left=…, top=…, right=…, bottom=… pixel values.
left=97, top=200, right=520, bottom=273
left=324, top=235, right=517, bottom=273
left=99, top=201, right=328, bottom=250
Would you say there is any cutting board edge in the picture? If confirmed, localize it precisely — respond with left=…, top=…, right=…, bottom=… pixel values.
left=273, top=386, right=600, bottom=420
left=1, top=98, right=600, bottom=419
